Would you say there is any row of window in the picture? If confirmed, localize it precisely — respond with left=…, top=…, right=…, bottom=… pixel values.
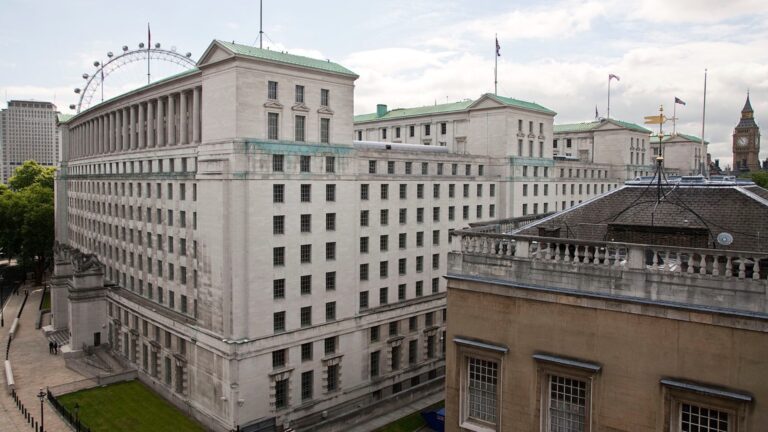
left=268, top=81, right=330, bottom=107
left=359, top=205, right=495, bottom=226
left=267, top=113, right=330, bottom=143
left=522, top=182, right=614, bottom=197
left=69, top=156, right=196, bottom=176
left=367, top=160, right=484, bottom=176
left=359, top=276, right=442, bottom=309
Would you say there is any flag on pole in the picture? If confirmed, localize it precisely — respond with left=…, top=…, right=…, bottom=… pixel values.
left=609, top=74, right=620, bottom=81
left=148, top=23, right=151, bottom=49
left=595, top=105, right=599, bottom=119
left=496, top=37, right=501, bottom=57
left=674, top=97, right=686, bottom=106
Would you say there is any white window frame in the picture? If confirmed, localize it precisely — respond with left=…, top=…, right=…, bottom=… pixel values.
left=534, top=354, right=600, bottom=432
left=662, top=379, right=750, bottom=432
left=456, top=338, right=506, bottom=432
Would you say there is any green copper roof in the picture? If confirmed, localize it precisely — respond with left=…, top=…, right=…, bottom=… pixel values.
left=57, top=113, right=73, bottom=124
left=354, top=93, right=555, bottom=123
left=660, top=133, right=709, bottom=144
left=217, top=40, right=358, bottom=78
left=554, top=119, right=651, bottom=134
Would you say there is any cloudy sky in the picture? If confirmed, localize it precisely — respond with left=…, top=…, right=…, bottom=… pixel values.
left=1, top=0, right=766, bottom=167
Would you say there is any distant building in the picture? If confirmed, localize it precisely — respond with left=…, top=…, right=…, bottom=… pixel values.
left=733, top=94, right=761, bottom=173
left=650, top=133, right=708, bottom=176
left=446, top=177, right=768, bottom=431
left=0, top=100, right=59, bottom=183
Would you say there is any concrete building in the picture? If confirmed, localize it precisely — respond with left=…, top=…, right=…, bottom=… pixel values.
left=0, top=100, right=59, bottom=183
left=51, top=39, right=519, bottom=431
left=354, top=100, right=623, bottom=217
left=445, top=177, right=768, bottom=431
left=649, top=133, right=708, bottom=176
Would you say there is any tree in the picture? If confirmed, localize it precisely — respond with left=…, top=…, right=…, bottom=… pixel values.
left=0, top=161, right=56, bottom=283
left=744, top=171, right=768, bottom=189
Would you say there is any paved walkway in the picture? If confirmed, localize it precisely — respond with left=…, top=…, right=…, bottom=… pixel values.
left=347, top=390, right=443, bottom=432
left=0, top=284, right=86, bottom=432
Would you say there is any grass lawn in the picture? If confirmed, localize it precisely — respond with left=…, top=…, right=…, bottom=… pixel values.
left=376, top=400, right=444, bottom=432
left=41, top=291, right=50, bottom=310
left=57, top=380, right=205, bottom=432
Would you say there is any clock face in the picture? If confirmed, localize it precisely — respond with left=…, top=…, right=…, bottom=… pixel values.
left=737, top=136, right=749, bottom=146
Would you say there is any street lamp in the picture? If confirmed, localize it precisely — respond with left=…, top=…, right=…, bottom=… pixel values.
left=37, top=388, right=46, bottom=432
left=73, top=402, right=80, bottom=431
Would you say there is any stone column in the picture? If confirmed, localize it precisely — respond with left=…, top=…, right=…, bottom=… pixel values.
left=147, top=100, right=155, bottom=148
left=156, top=97, right=165, bottom=147
left=109, top=112, right=116, bottom=152
left=99, top=116, right=105, bottom=154
left=192, top=87, right=201, bottom=143
left=180, top=91, right=188, bottom=145
left=129, top=105, right=137, bottom=150
left=122, top=107, right=129, bottom=151
left=167, top=94, right=176, bottom=145
left=138, top=103, right=146, bottom=149
left=114, top=111, right=121, bottom=152
left=86, top=121, right=92, bottom=156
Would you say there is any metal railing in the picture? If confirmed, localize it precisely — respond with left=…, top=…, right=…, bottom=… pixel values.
left=47, top=388, right=92, bottom=432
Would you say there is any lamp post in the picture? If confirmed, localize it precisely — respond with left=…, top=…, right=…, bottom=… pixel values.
left=73, top=402, right=80, bottom=431
left=37, top=388, right=46, bottom=432
left=1, top=272, right=5, bottom=327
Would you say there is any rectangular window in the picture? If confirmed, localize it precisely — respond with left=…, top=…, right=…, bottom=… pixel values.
left=325, top=302, right=336, bottom=321
left=360, top=236, right=369, bottom=253
left=399, top=233, right=407, bottom=249
left=268, top=112, right=279, bottom=140
left=466, top=357, right=499, bottom=425
left=381, top=184, right=389, bottom=200
left=370, top=351, right=380, bottom=378
left=678, top=403, right=729, bottom=432
left=275, top=378, right=288, bottom=409
left=300, top=306, right=312, bottom=327
left=326, top=156, right=335, bottom=173
left=273, top=279, right=285, bottom=299
left=379, top=287, right=388, bottom=305
left=326, top=184, right=336, bottom=202
left=295, top=115, right=306, bottom=142
left=546, top=375, right=588, bottom=431
left=360, top=210, right=369, bottom=227
left=388, top=161, right=395, bottom=174
left=301, top=214, right=312, bottom=232
left=360, top=291, right=369, bottom=309
left=405, top=161, right=412, bottom=174
left=369, top=161, right=377, bottom=174
left=272, top=349, right=286, bottom=369
left=379, top=260, right=388, bottom=278
left=273, top=247, right=285, bottom=266
left=324, top=336, right=336, bottom=355
left=326, top=212, right=336, bottom=230
left=326, top=242, right=336, bottom=260
left=321, top=89, right=330, bottom=107
left=320, top=118, right=330, bottom=143
left=300, top=244, right=312, bottom=263
left=360, top=263, right=369, bottom=281
left=325, top=271, right=336, bottom=291
left=380, top=209, right=389, bottom=226
left=327, top=364, right=339, bottom=392
left=301, top=184, right=311, bottom=202
left=300, top=275, right=312, bottom=295
left=301, top=342, right=313, bottom=361
left=273, top=184, right=284, bottom=203
left=424, top=124, right=431, bottom=136
left=301, top=371, right=313, bottom=401
left=295, top=84, right=305, bottom=103
left=268, top=80, right=278, bottom=100
left=273, top=311, right=286, bottom=333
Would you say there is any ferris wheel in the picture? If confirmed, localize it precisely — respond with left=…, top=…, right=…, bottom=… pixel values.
left=71, top=41, right=197, bottom=114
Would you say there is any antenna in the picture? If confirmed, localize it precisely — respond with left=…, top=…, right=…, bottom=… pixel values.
left=259, top=0, right=264, bottom=49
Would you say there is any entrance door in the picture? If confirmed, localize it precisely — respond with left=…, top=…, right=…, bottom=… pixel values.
left=93, top=332, right=101, bottom=346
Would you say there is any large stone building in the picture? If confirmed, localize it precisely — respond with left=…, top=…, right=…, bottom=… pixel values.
left=445, top=177, right=768, bottom=431
left=0, top=100, right=59, bottom=183
left=52, top=39, right=527, bottom=431
left=733, top=94, right=761, bottom=173
left=650, top=133, right=707, bottom=176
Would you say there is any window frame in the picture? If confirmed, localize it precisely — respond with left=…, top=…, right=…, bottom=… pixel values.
left=457, top=343, right=505, bottom=432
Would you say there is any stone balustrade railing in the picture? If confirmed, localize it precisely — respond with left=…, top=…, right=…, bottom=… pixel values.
left=457, top=232, right=768, bottom=281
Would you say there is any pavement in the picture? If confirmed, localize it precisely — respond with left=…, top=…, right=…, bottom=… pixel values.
left=346, top=390, right=443, bottom=432
left=0, top=282, right=87, bottom=432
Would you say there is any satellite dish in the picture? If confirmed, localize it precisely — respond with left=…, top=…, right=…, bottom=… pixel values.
left=717, top=232, right=734, bottom=246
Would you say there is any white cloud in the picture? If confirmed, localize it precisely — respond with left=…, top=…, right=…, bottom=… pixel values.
left=629, top=0, right=767, bottom=23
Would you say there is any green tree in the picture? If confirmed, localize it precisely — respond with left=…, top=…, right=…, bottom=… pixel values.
left=744, top=171, right=768, bottom=189
left=0, top=161, right=56, bottom=283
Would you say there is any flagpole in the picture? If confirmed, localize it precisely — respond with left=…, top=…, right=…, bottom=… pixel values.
left=147, top=23, right=151, bottom=85
left=607, top=76, right=611, bottom=119
left=672, top=101, right=676, bottom=135
left=494, top=34, right=498, bottom=96
left=700, top=68, right=708, bottom=176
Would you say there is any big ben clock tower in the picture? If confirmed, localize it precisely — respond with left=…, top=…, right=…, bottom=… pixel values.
left=733, top=93, right=760, bottom=172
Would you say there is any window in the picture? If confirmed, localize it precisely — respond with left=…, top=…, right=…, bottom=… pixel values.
left=424, top=124, right=431, bottom=136
left=273, top=279, right=285, bottom=299
left=379, top=287, right=388, bottom=305
left=381, top=184, right=389, bottom=200
left=273, top=311, right=285, bottom=333
left=379, top=260, right=388, bottom=278
left=321, top=89, right=330, bottom=106
left=324, top=336, right=336, bottom=355
left=327, top=364, right=339, bottom=392
left=326, top=156, right=335, bottom=173
left=369, top=160, right=377, bottom=174
left=268, top=80, right=278, bottom=99
left=545, top=375, right=588, bottom=431
left=380, top=209, right=389, bottom=226
left=380, top=235, right=389, bottom=252
left=273, top=247, right=285, bottom=266
left=360, top=236, right=369, bottom=253
left=370, top=351, right=380, bottom=378
left=300, top=306, right=312, bottom=327
left=273, top=184, right=284, bottom=203
left=300, top=155, right=311, bottom=173
left=360, top=263, right=369, bottom=280
left=301, top=275, right=312, bottom=295
left=301, top=184, right=311, bottom=202
left=399, top=233, right=407, bottom=249
left=324, top=302, right=336, bottom=321
left=409, top=125, right=415, bottom=137
left=326, top=242, right=336, bottom=260
left=272, top=349, right=286, bottom=369
left=275, top=378, right=288, bottom=409
left=360, top=291, right=369, bottom=309
left=320, top=118, right=330, bottom=143
left=301, top=214, right=312, bottom=232
left=300, top=244, right=312, bottom=263
left=464, top=356, right=499, bottom=427
left=295, top=84, right=305, bottom=103
left=370, top=326, right=380, bottom=342
left=421, top=162, right=428, bottom=175
left=272, top=154, right=284, bottom=172
left=268, top=113, right=279, bottom=140
left=273, top=215, right=284, bottom=234
left=433, top=184, right=440, bottom=199
left=301, top=371, right=313, bottom=401
left=381, top=128, right=387, bottom=140
left=391, top=345, right=401, bottom=370
left=399, top=259, right=407, bottom=276
left=409, top=340, right=418, bottom=364
left=326, top=184, right=336, bottom=202
left=326, top=271, right=336, bottom=291
left=416, top=231, right=424, bottom=247
left=326, top=213, right=336, bottom=230
left=295, top=115, right=306, bottom=142
left=405, top=161, right=413, bottom=174
left=388, top=161, right=395, bottom=174
left=301, top=342, right=313, bottom=361
left=399, top=208, right=407, bottom=224
left=440, top=122, right=447, bottom=135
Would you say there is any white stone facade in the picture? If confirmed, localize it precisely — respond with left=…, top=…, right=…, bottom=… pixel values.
left=0, top=100, right=59, bottom=183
